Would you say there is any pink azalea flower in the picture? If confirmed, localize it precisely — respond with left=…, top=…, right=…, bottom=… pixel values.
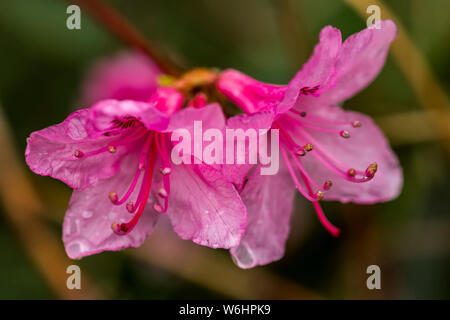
left=25, top=87, right=247, bottom=259
left=217, top=20, right=403, bottom=268
left=79, top=50, right=162, bottom=106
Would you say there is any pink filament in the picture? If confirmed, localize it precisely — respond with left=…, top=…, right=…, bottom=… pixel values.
left=113, top=133, right=153, bottom=206
left=312, top=201, right=340, bottom=237
left=75, top=127, right=147, bottom=159
left=127, top=133, right=155, bottom=213
left=288, top=115, right=344, bottom=134
left=290, top=109, right=354, bottom=126
left=281, top=119, right=356, bottom=182
left=119, top=140, right=157, bottom=233
left=155, top=133, right=171, bottom=212
left=291, top=154, right=322, bottom=190
left=299, top=170, right=340, bottom=237
left=115, top=168, right=142, bottom=205
left=280, top=146, right=317, bottom=202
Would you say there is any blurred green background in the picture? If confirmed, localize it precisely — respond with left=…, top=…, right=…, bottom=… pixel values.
left=0, top=0, right=449, bottom=299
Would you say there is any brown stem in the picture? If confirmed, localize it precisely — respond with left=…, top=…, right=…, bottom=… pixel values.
left=71, top=0, right=180, bottom=76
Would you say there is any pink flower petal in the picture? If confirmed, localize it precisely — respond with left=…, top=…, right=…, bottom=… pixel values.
left=217, top=69, right=286, bottom=114
left=276, top=25, right=342, bottom=114
left=63, top=153, right=160, bottom=259
left=79, top=51, right=162, bottom=106
left=25, top=109, right=137, bottom=190
left=166, top=103, right=226, bottom=132
left=166, top=103, right=227, bottom=166
left=87, top=99, right=169, bottom=136
left=281, top=103, right=402, bottom=203
left=221, top=109, right=275, bottom=189
left=318, top=20, right=397, bottom=105
left=230, top=162, right=295, bottom=268
left=166, top=163, right=247, bottom=249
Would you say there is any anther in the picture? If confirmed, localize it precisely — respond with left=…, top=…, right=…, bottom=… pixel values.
left=111, top=222, right=126, bottom=235
left=158, top=188, right=168, bottom=198
left=153, top=203, right=163, bottom=213
left=160, top=167, right=171, bottom=175
left=74, top=150, right=84, bottom=158
left=126, top=202, right=134, bottom=213
left=323, top=180, right=333, bottom=190
left=352, top=120, right=362, bottom=128
left=365, top=162, right=378, bottom=178
left=300, top=111, right=307, bottom=117
left=315, top=190, right=324, bottom=201
left=108, top=145, right=117, bottom=153
left=304, top=143, right=313, bottom=152
left=109, top=192, right=119, bottom=204
left=347, top=168, right=356, bottom=177
left=340, top=130, right=351, bottom=138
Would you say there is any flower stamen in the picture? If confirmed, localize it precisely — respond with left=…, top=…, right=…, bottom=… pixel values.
left=347, top=168, right=356, bottom=177
left=157, top=188, right=168, bottom=198
left=153, top=203, right=163, bottom=213
left=160, top=167, right=171, bottom=175
left=108, top=145, right=116, bottom=153
left=112, top=140, right=157, bottom=235
left=304, top=143, right=313, bottom=152
left=365, top=162, right=378, bottom=178
left=323, top=180, right=333, bottom=190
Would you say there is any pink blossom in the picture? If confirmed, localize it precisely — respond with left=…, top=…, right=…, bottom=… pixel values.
left=79, top=51, right=162, bottom=106
left=217, top=20, right=403, bottom=268
left=26, top=87, right=247, bottom=259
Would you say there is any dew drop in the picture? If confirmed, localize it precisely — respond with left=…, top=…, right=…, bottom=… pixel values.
left=67, top=218, right=80, bottom=236
left=82, top=210, right=93, bottom=219
left=67, top=242, right=81, bottom=257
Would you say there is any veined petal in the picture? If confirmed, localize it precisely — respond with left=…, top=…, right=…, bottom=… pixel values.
left=165, top=103, right=226, bottom=133
left=276, top=26, right=342, bottom=114
left=318, top=20, right=397, bottom=105
left=63, top=153, right=160, bottom=259
left=282, top=103, right=403, bottom=203
left=79, top=50, right=161, bottom=106
left=25, top=109, right=140, bottom=190
left=217, top=69, right=286, bottom=114
left=221, top=109, right=275, bottom=188
left=166, top=163, right=247, bottom=249
left=230, top=162, right=295, bottom=268
left=87, top=99, right=170, bottom=136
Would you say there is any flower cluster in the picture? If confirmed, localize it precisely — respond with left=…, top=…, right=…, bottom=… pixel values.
left=25, top=21, right=402, bottom=268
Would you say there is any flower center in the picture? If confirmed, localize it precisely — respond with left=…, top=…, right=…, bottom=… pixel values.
left=158, top=68, right=220, bottom=107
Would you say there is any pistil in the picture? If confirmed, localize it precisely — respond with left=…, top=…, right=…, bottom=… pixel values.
left=112, top=140, right=157, bottom=235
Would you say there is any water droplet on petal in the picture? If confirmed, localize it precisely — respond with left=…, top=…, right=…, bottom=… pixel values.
left=67, top=218, right=80, bottom=236
left=82, top=210, right=93, bottom=219
left=67, top=242, right=81, bottom=257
